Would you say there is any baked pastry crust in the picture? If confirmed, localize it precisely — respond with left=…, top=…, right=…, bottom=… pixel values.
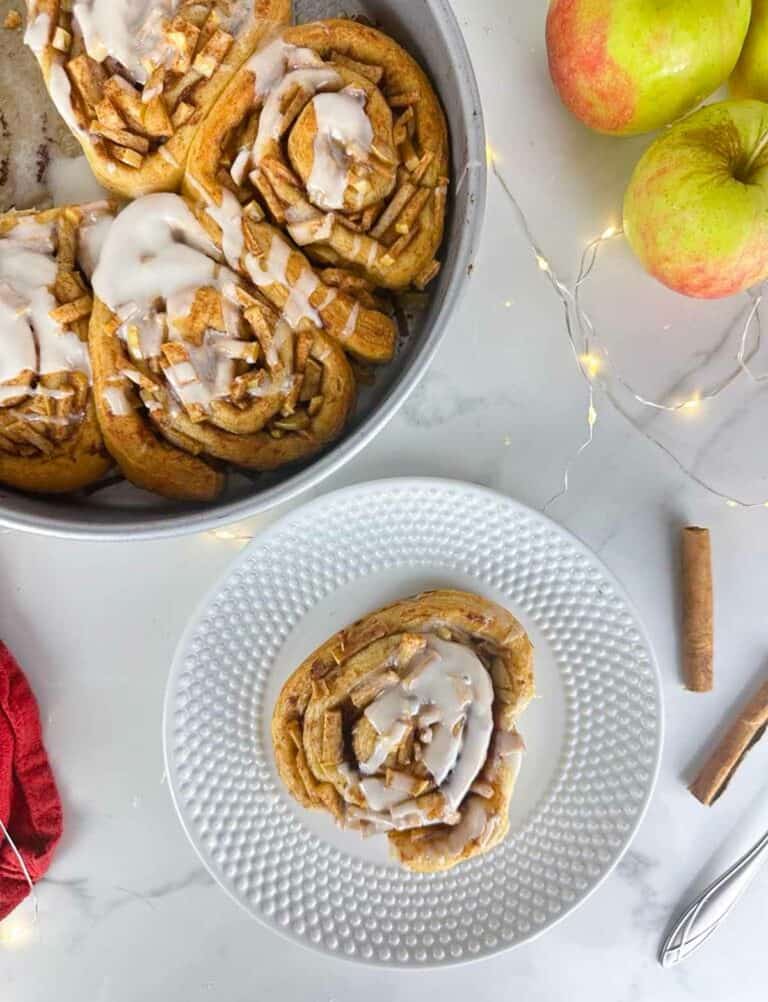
left=272, top=590, right=535, bottom=873
left=184, top=18, right=450, bottom=292
left=24, top=0, right=291, bottom=197
left=0, top=204, right=113, bottom=494
left=88, top=192, right=359, bottom=501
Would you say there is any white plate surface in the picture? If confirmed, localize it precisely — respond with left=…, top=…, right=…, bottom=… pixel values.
left=164, top=478, right=663, bottom=967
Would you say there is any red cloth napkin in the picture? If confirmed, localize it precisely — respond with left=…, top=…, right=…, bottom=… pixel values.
left=0, top=642, right=63, bottom=920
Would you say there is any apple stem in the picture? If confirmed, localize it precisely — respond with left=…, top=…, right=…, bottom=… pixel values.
left=743, top=130, right=768, bottom=180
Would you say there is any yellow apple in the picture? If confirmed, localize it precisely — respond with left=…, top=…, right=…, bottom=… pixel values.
left=732, top=0, right=768, bottom=100
left=623, top=100, right=768, bottom=298
left=547, top=0, right=751, bottom=136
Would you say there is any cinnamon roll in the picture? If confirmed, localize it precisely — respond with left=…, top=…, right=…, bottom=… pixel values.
left=23, top=0, right=291, bottom=197
left=0, top=203, right=113, bottom=494
left=184, top=18, right=450, bottom=292
left=272, top=590, right=535, bottom=873
left=89, top=192, right=377, bottom=500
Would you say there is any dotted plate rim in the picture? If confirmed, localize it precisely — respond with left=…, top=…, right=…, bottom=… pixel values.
left=163, top=477, right=664, bottom=968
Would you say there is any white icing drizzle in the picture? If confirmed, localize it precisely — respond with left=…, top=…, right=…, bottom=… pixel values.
left=189, top=169, right=328, bottom=337
left=0, top=382, right=74, bottom=405
left=38, top=0, right=252, bottom=118
left=339, top=302, right=359, bottom=341
left=49, top=62, right=87, bottom=138
left=92, top=193, right=249, bottom=410
left=102, top=384, right=133, bottom=416
left=24, top=11, right=51, bottom=54
left=158, top=146, right=180, bottom=167
left=0, top=219, right=90, bottom=389
left=93, top=193, right=220, bottom=311
left=350, top=638, right=496, bottom=832
left=77, top=211, right=114, bottom=279
left=432, top=796, right=494, bottom=858
left=72, top=1, right=180, bottom=84
left=0, top=384, right=30, bottom=404
left=421, top=734, right=524, bottom=860
left=244, top=231, right=320, bottom=329
left=205, top=189, right=245, bottom=270
left=244, top=38, right=342, bottom=170
left=359, top=777, right=411, bottom=812
left=307, top=90, right=374, bottom=211
left=360, top=719, right=410, bottom=777
left=5, top=217, right=57, bottom=252
left=230, top=148, right=252, bottom=187
left=285, top=212, right=334, bottom=247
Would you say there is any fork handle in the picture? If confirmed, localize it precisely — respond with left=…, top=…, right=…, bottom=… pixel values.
left=659, top=828, right=768, bottom=967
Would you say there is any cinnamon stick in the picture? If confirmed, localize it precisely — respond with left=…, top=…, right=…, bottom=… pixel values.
left=681, top=527, right=713, bottom=692
left=690, top=677, right=768, bottom=805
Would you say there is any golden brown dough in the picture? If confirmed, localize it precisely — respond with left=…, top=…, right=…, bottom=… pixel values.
left=184, top=18, right=450, bottom=292
left=24, top=0, right=291, bottom=197
left=0, top=204, right=113, bottom=494
left=88, top=192, right=360, bottom=501
left=272, top=590, right=534, bottom=873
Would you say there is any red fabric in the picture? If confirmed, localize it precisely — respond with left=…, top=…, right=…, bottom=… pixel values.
left=0, top=642, right=63, bottom=920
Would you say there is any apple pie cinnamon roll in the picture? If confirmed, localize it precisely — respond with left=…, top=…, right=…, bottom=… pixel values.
left=0, top=204, right=113, bottom=494
left=23, top=0, right=291, bottom=197
left=89, top=192, right=372, bottom=500
left=185, top=189, right=397, bottom=364
left=184, top=18, right=450, bottom=292
left=272, top=590, right=535, bottom=873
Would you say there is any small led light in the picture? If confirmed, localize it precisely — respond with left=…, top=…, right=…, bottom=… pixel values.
left=492, top=155, right=768, bottom=510
left=683, top=396, right=700, bottom=411
left=211, top=529, right=238, bottom=540
left=485, top=143, right=496, bottom=165
left=209, top=527, right=251, bottom=542
left=580, top=353, right=602, bottom=379
left=0, top=914, right=35, bottom=949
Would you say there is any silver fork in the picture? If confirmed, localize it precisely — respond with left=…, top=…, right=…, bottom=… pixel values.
left=660, top=827, right=768, bottom=967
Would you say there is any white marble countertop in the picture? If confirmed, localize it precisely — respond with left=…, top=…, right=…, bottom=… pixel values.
left=3, top=1, right=768, bottom=999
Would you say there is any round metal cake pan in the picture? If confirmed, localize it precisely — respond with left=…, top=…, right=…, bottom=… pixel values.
left=0, top=0, right=486, bottom=540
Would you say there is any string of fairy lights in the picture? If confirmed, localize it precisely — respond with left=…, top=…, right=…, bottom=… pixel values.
left=206, top=152, right=768, bottom=538
left=488, top=151, right=768, bottom=511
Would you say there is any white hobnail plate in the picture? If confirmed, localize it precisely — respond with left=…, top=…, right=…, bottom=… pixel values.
left=163, top=478, right=663, bottom=967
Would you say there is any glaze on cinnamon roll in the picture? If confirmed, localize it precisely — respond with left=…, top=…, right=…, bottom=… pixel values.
left=184, top=18, right=450, bottom=293
left=272, top=590, right=534, bottom=873
left=23, top=0, right=291, bottom=197
left=88, top=192, right=376, bottom=500
left=0, top=204, right=113, bottom=493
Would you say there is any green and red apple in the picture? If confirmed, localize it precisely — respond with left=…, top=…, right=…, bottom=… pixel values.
left=546, top=0, right=752, bottom=136
left=623, top=100, right=768, bottom=298
left=732, top=0, right=768, bottom=101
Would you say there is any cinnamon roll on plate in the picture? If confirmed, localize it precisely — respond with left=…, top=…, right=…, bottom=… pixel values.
left=272, top=590, right=534, bottom=873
